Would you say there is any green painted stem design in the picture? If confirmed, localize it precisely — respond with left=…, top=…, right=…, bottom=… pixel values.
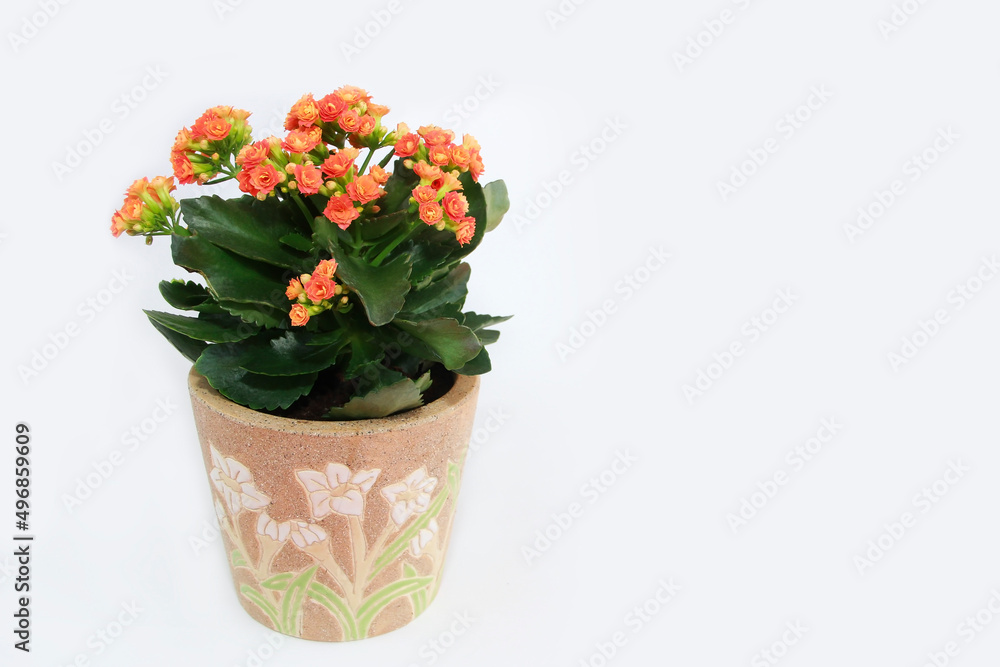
left=223, top=458, right=463, bottom=640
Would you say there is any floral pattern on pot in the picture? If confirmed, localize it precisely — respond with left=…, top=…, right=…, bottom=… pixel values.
left=210, top=445, right=461, bottom=640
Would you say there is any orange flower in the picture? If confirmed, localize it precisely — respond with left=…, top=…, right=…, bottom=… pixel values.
left=436, top=171, right=462, bottom=193
left=369, top=164, right=390, bottom=185
left=236, top=168, right=257, bottom=195
left=290, top=303, right=310, bottom=326
left=284, top=94, right=320, bottom=130
left=282, top=128, right=321, bottom=154
left=110, top=212, right=129, bottom=238
left=120, top=196, right=143, bottom=220
left=419, top=201, right=444, bottom=226
left=249, top=164, right=282, bottom=195
left=305, top=274, right=336, bottom=302
left=412, top=185, right=438, bottom=204
left=418, top=125, right=454, bottom=146
left=335, top=85, right=370, bottom=106
left=172, top=127, right=193, bottom=152
left=413, top=162, right=443, bottom=182
left=321, top=148, right=360, bottom=179
left=236, top=140, right=272, bottom=168
left=127, top=177, right=150, bottom=198
left=462, top=134, right=481, bottom=152
left=367, top=103, right=390, bottom=117
left=193, top=110, right=231, bottom=141
left=455, top=216, right=476, bottom=246
left=293, top=163, right=324, bottom=195
left=324, top=195, right=360, bottom=230
left=286, top=278, right=305, bottom=301
left=443, top=192, right=468, bottom=220
left=346, top=174, right=385, bottom=204
left=394, top=132, right=420, bottom=158
left=338, top=109, right=361, bottom=133
left=357, top=114, right=377, bottom=136
left=317, top=93, right=347, bottom=122
left=428, top=144, right=452, bottom=166
left=469, top=153, right=484, bottom=182
left=314, top=259, right=338, bottom=280
left=171, top=153, right=195, bottom=185
left=449, top=144, right=471, bottom=169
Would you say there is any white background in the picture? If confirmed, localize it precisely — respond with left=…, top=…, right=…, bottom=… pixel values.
left=3, top=0, right=1000, bottom=665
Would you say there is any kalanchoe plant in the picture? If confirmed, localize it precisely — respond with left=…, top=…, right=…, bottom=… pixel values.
left=111, top=86, right=509, bottom=419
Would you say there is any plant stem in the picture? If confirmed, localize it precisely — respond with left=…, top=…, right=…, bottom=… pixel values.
left=371, top=222, right=419, bottom=267
left=289, top=192, right=315, bottom=225
left=358, top=148, right=375, bottom=176
left=349, top=516, right=369, bottom=607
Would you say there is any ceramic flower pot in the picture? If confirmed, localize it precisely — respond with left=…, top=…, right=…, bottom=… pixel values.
left=187, top=368, right=480, bottom=641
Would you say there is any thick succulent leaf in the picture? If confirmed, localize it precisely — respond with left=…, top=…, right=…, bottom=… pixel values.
left=393, top=317, right=482, bottom=370
left=379, top=158, right=420, bottom=213
left=453, top=346, right=491, bottom=375
left=195, top=343, right=317, bottom=410
left=476, top=329, right=500, bottom=345
left=237, top=331, right=346, bottom=377
left=462, top=312, right=513, bottom=331
left=449, top=173, right=488, bottom=260
left=361, top=210, right=408, bottom=241
left=484, top=179, right=510, bottom=232
left=331, top=246, right=412, bottom=326
left=144, top=310, right=257, bottom=344
left=326, top=370, right=431, bottom=420
left=217, top=300, right=287, bottom=328
left=158, top=280, right=225, bottom=313
left=172, top=234, right=289, bottom=310
left=180, top=196, right=312, bottom=270
left=147, top=318, right=208, bottom=363
left=279, top=232, right=314, bottom=252
left=401, top=263, right=470, bottom=317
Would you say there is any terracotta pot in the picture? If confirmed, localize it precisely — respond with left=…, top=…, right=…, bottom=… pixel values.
left=187, top=369, right=480, bottom=641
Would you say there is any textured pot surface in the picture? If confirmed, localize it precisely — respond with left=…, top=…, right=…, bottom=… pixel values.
left=188, top=369, right=480, bottom=641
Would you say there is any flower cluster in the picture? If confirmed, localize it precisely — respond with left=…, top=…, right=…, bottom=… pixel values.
left=171, top=106, right=252, bottom=185
left=285, top=259, right=347, bottom=327
left=110, top=176, right=179, bottom=238
left=397, top=125, right=483, bottom=246
left=113, top=86, right=501, bottom=339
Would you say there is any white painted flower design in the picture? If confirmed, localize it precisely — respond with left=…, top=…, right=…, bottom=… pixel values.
left=381, top=468, right=438, bottom=527
left=410, top=518, right=439, bottom=557
left=256, top=512, right=291, bottom=543
left=210, top=445, right=271, bottom=514
left=214, top=499, right=228, bottom=528
left=295, top=463, right=380, bottom=519
left=288, top=521, right=328, bottom=548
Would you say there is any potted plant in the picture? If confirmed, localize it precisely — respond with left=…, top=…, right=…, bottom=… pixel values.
left=110, top=85, right=509, bottom=641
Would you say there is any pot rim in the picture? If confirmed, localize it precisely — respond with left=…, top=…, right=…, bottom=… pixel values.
left=188, top=368, right=479, bottom=436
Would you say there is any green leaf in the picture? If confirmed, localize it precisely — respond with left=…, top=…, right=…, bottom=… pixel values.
left=144, top=310, right=257, bottom=344
left=217, top=300, right=287, bottom=328
left=147, top=318, right=208, bottom=363
left=158, top=280, right=225, bottom=313
left=281, top=566, right=318, bottom=636
left=279, top=232, right=315, bottom=252
left=172, top=234, right=289, bottom=310
left=356, top=576, right=435, bottom=638
left=462, top=312, right=513, bottom=332
left=451, top=173, right=488, bottom=259
left=394, top=318, right=482, bottom=370
left=326, top=371, right=430, bottom=420
left=402, top=263, right=470, bottom=317
left=307, top=582, right=358, bottom=641
left=477, top=329, right=500, bottom=345
left=237, top=331, right=345, bottom=376
left=231, top=549, right=248, bottom=568
left=361, top=209, right=408, bottom=241
left=195, top=343, right=318, bottom=410
left=380, top=158, right=420, bottom=213
left=484, top=179, right=510, bottom=232
left=331, top=246, right=412, bottom=326
left=241, top=585, right=280, bottom=631
left=453, top=346, right=491, bottom=375
left=181, top=195, right=312, bottom=270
